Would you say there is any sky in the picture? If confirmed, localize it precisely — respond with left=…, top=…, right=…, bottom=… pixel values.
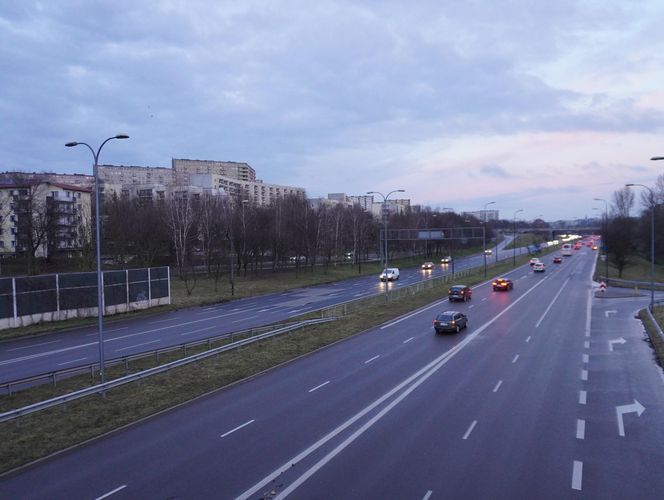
left=1, top=0, right=664, bottom=220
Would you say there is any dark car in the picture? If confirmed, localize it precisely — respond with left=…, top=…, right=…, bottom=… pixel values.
left=433, top=311, right=468, bottom=334
left=553, top=256, right=562, bottom=263
left=492, top=278, right=513, bottom=291
left=448, top=285, right=472, bottom=302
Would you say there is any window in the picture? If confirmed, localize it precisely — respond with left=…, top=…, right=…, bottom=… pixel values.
left=0, top=241, right=4, bottom=248
left=11, top=241, right=16, bottom=247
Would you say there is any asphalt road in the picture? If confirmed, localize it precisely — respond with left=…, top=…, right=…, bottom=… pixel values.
left=0, top=238, right=521, bottom=385
left=2, top=244, right=663, bottom=498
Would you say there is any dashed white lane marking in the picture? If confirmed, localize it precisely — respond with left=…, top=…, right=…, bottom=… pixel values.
left=462, top=420, right=478, bottom=440
left=512, top=354, right=520, bottom=364
left=232, top=315, right=258, bottom=323
left=525, top=336, right=531, bottom=343
left=403, top=337, right=415, bottom=344
left=149, top=316, right=182, bottom=324
left=87, top=327, right=129, bottom=336
left=8, top=339, right=61, bottom=351
left=57, top=357, right=88, bottom=366
left=481, top=297, right=487, bottom=302
left=308, top=381, right=330, bottom=393
left=221, top=419, right=255, bottom=438
left=422, top=491, right=433, bottom=500
left=115, top=339, right=160, bottom=352
left=364, top=355, right=380, bottom=364
left=95, top=485, right=127, bottom=500
left=582, top=354, right=589, bottom=363
left=576, top=419, right=586, bottom=439
left=468, top=304, right=475, bottom=309
left=584, top=341, right=590, bottom=349
left=579, top=390, right=587, bottom=405
left=572, top=460, right=583, bottom=491
left=179, top=326, right=216, bottom=336
left=493, top=380, right=503, bottom=393
left=581, top=369, right=588, bottom=381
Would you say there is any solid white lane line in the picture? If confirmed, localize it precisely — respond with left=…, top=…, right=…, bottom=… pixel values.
left=221, top=419, right=255, bottom=438
left=584, top=341, right=590, bottom=349
left=403, top=337, right=415, bottom=344
left=581, top=369, right=588, bottom=381
left=380, top=299, right=448, bottom=329
left=576, top=419, right=586, bottom=439
left=462, top=420, right=478, bottom=440
left=179, top=326, right=216, bottom=336
left=579, top=390, right=587, bottom=405
left=8, top=339, right=61, bottom=351
left=584, top=288, right=592, bottom=338
left=308, top=381, right=330, bottom=393
left=237, top=276, right=550, bottom=500
left=493, top=380, right=503, bottom=393
left=422, top=491, right=433, bottom=500
left=512, top=354, right=520, bottom=364
left=364, top=355, right=380, bottom=364
left=95, top=485, right=127, bottom=500
left=582, top=354, right=589, bottom=363
left=572, top=460, right=583, bottom=491
left=57, top=357, right=88, bottom=366
left=535, top=276, right=571, bottom=328
left=115, top=340, right=160, bottom=352
left=149, top=316, right=182, bottom=324
left=525, top=336, right=531, bottom=343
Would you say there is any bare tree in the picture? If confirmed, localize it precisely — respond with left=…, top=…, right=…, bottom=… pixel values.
left=612, top=186, right=635, bottom=217
left=165, top=193, right=198, bottom=295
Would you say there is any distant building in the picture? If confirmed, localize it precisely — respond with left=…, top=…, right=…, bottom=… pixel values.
left=463, top=209, right=499, bottom=222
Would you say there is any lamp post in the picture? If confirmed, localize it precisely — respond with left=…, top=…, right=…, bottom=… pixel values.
left=626, top=183, right=656, bottom=312
left=241, top=199, right=249, bottom=276
left=513, top=209, right=524, bottom=266
left=66, top=134, right=129, bottom=383
left=367, top=189, right=405, bottom=270
left=594, top=197, right=609, bottom=280
left=482, top=201, right=496, bottom=277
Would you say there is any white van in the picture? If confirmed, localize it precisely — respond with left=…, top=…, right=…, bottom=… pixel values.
left=561, top=243, right=572, bottom=256
left=380, top=268, right=400, bottom=281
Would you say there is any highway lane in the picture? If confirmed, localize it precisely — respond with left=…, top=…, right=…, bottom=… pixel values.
left=4, top=245, right=659, bottom=498
left=0, top=239, right=517, bottom=385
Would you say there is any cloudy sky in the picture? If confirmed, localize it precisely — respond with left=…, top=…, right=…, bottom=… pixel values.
left=2, top=0, right=663, bottom=220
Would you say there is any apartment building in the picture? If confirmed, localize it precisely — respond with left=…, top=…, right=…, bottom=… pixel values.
left=0, top=181, right=91, bottom=258
left=172, top=159, right=256, bottom=184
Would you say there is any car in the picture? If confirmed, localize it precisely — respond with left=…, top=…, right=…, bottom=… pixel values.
left=533, top=262, right=546, bottom=272
left=553, top=256, right=562, bottom=263
left=379, top=268, right=400, bottom=281
left=421, top=261, right=435, bottom=270
left=529, top=257, right=540, bottom=266
left=441, top=256, right=453, bottom=264
left=433, top=311, right=468, bottom=334
left=484, top=249, right=493, bottom=255
left=592, top=245, right=598, bottom=250
left=492, top=278, right=513, bottom=291
left=289, top=255, right=306, bottom=263
left=448, top=285, right=472, bottom=302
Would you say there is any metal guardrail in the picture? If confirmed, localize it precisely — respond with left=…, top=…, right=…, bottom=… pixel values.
left=0, top=317, right=336, bottom=423
left=644, top=306, right=664, bottom=342
left=599, top=276, right=664, bottom=291
left=0, top=321, right=307, bottom=395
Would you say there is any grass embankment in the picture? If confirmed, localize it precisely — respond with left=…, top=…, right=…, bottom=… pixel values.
left=0, top=252, right=534, bottom=474
left=503, top=232, right=549, bottom=250
left=592, top=253, right=664, bottom=285
left=639, top=306, right=664, bottom=368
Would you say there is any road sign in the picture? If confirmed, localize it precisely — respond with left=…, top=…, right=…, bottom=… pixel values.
left=599, top=281, right=607, bottom=292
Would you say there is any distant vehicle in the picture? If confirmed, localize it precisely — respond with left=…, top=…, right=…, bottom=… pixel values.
left=492, top=278, right=513, bottom=291
left=561, top=243, right=573, bottom=256
left=289, top=255, right=306, bottom=263
left=433, top=311, right=468, bottom=334
left=448, top=285, right=472, bottom=302
left=441, top=256, right=453, bottom=264
left=529, top=257, right=540, bottom=266
left=533, top=262, right=546, bottom=272
left=592, top=245, right=598, bottom=250
left=380, top=268, right=400, bottom=281
left=573, top=242, right=582, bottom=250
left=421, top=261, right=435, bottom=270
left=344, top=251, right=353, bottom=261
left=553, top=256, right=563, bottom=263
left=484, top=249, right=493, bottom=255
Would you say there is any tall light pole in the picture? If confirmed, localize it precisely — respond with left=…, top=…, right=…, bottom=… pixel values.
left=241, top=199, right=249, bottom=276
left=513, top=208, right=524, bottom=266
left=367, top=189, right=405, bottom=270
left=594, top=197, right=609, bottom=280
left=626, top=183, right=656, bottom=312
left=66, top=134, right=129, bottom=383
left=482, top=201, right=496, bottom=277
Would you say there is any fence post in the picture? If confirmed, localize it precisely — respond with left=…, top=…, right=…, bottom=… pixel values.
left=167, top=266, right=171, bottom=305
left=148, top=267, right=152, bottom=305
left=11, top=277, right=17, bottom=328
left=55, top=273, right=60, bottom=320
left=126, top=269, right=130, bottom=311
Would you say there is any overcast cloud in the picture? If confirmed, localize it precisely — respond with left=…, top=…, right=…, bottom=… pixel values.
left=1, top=0, right=663, bottom=219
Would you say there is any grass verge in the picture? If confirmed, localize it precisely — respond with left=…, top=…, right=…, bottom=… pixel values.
left=0, top=252, right=538, bottom=474
left=639, top=306, right=664, bottom=368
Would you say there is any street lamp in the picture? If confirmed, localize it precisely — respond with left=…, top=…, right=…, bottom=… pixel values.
left=482, top=201, right=496, bottom=278
left=594, top=197, right=609, bottom=281
left=367, top=189, right=405, bottom=270
left=513, top=209, right=524, bottom=266
left=626, top=183, right=656, bottom=312
left=241, top=199, right=249, bottom=276
left=66, top=134, right=129, bottom=383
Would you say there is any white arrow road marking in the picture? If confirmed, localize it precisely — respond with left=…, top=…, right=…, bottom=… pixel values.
left=608, top=337, right=627, bottom=351
left=616, top=399, right=646, bottom=437
left=605, top=310, right=617, bottom=318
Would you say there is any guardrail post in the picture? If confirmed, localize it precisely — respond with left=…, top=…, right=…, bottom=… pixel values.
left=56, top=273, right=60, bottom=319
left=51, top=372, right=56, bottom=387
left=148, top=267, right=152, bottom=304
left=12, top=277, right=17, bottom=328
left=126, top=270, right=130, bottom=310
